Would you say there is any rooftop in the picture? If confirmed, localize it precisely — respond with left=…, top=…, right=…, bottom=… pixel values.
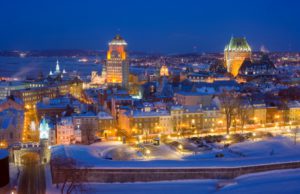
left=225, top=37, right=251, bottom=52
left=109, top=35, right=127, bottom=46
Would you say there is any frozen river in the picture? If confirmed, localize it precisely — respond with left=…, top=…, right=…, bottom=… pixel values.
left=0, top=56, right=102, bottom=79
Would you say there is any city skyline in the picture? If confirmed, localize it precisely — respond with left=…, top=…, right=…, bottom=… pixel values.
left=1, top=1, right=300, bottom=194
left=0, top=0, right=300, bottom=53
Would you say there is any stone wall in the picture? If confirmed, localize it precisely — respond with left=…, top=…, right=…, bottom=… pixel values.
left=51, top=161, right=300, bottom=183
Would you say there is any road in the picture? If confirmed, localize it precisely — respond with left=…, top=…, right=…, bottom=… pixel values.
left=18, top=153, right=46, bottom=194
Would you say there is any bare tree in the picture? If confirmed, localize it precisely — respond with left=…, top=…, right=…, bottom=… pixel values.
left=51, top=157, right=89, bottom=194
left=236, top=96, right=252, bottom=133
left=219, top=90, right=239, bottom=134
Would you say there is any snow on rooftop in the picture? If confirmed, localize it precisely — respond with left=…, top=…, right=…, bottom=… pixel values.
left=0, top=108, right=23, bottom=130
left=97, top=111, right=113, bottom=119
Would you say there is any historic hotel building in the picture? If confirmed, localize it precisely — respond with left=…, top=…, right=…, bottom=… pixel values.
left=224, top=37, right=252, bottom=77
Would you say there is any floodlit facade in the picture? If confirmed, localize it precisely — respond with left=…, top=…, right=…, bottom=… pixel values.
left=287, top=101, right=300, bottom=124
left=105, top=35, right=129, bottom=89
left=160, top=65, right=169, bottom=77
left=56, top=117, right=81, bottom=145
left=224, top=37, right=252, bottom=77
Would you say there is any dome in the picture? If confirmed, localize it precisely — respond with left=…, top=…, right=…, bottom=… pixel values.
left=109, top=35, right=127, bottom=46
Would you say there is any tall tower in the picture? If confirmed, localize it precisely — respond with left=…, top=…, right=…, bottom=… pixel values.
left=105, top=35, right=129, bottom=89
left=55, top=60, right=60, bottom=73
left=224, top=37, right=251, bottom=77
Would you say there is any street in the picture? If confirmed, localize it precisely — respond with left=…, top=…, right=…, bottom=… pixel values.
left=18, top=153, right=46, bottom=194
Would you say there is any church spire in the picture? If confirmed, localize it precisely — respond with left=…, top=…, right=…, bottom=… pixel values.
left=55, top=60, right=60, bottom=73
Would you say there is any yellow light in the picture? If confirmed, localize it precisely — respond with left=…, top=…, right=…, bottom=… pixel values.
left=146, top=149, right=151, bottom=155
left=178, top=144, right=183, bottom=150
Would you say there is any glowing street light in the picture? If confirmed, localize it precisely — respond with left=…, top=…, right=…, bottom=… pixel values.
left=178, top=144, right=183, bottom=150
left=146, top=149, right=151, bottom=155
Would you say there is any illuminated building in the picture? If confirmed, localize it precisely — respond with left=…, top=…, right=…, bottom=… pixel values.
left=56, top=117, right=80, bottom=145
left=238, top=54, right=276, bottom=80
left=97, top=111, right=116, bottom=138
left=287, top=101, right=300, bottom=124
left=118, top=109, right=170, bottom=136
left=0, top=108, right=24, bottom=147
left=36, top=97, right=74, bottom=120
left=0, top=82, right=27, bottom=100
left=174, top=91, right=215, bottom=107
left=202, top=105, right=220, bottom=130
left=90, top=71, right=106, bottom=86
left=252, top=101, right=267, bottom=124
left=73, top=112, right=98, bottom=144
left=105, top=35, right=129, bottom=89
left=12, top=78, right=83, bottom=107
left=224, top=37, right=252, bottom=77
left=160, top=65, right=169, bottom=77
left=170, top=105, right=203, bottom=133
left=118, top=104, right=206, bottom=137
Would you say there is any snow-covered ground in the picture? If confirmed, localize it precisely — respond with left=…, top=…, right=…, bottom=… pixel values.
left=186, top=136, right=300, bottom=160
left=51, top=136, right=300, bottom=168
left=46, top=168, right=300, bottom=194
left=10, top=163, right=21, bottom=188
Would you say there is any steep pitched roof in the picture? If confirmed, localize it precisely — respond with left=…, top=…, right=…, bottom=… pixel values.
left=225, top=37, right=251, bottom=52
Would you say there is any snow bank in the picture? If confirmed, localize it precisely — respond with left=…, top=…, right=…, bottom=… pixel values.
left=51, top=137, right=300, bottom=168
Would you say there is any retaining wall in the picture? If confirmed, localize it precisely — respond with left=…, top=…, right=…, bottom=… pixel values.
left=51, top=161, right=300, bottom=183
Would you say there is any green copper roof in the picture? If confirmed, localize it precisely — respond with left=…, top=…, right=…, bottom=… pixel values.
left=225, top=37, right=251, bottom=52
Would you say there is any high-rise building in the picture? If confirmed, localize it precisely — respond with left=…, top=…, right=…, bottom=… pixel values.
left=105, top=35, right=129, bottom=89
left=224, top=37, right=252, bottom=77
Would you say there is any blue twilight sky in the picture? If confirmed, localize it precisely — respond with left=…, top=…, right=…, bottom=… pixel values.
left=0, top=0, right=299, bottom=53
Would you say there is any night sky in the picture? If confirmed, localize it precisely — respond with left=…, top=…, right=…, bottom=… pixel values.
left=0, top=0, right=299, bottom=53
